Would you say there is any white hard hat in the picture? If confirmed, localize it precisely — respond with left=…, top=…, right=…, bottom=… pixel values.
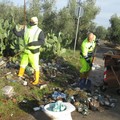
left=30, top=17, right=38, bottom=25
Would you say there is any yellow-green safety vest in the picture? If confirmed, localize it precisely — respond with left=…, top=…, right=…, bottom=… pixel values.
left=81, top=35, right=96, bottom=57
left=24, top=25, right=42, bottom=52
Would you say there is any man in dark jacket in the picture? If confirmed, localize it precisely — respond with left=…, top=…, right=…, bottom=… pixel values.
left=14, top=16, right=45, bottom=85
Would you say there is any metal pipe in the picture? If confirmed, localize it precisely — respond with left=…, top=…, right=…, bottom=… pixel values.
left=74, top=0, right=82, bottom=55
left=24, top=0, right=26, bottom=26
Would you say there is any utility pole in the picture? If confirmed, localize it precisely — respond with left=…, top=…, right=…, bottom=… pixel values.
left=74, top=0, right=83, bottom=55
left=24, top=0, right=26, bottom=26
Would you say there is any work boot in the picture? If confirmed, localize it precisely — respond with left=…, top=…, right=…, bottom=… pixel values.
left=18, top=67, right=25, bottom=81
left=18, top=67, right=25, bottom=77
left=32, top=71, right=48, bottom=85
left=32, top=71, right=39, bottom=85
left=32, top=80, right=48, bottom=85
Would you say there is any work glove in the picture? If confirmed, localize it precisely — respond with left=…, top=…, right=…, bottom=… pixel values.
left=27, top=41, right=39, bottom=46
left=95, top=39, right=99, bottom=43
left=88, top=52, right=93, bottom=57
left=85, top=57, right=93, bottom=67
left=84, top=57, right=90, bottom=63
left=95, top=39, right=100, bottom=46
left=87, top=60, right=93, bottom=67
left=89, top=63, right=93, bottom=67
left=86, top=59, right=90, bottom=64
left=27, top=42, right=32, bottom=46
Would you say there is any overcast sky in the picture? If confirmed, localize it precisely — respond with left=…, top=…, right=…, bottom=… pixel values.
left=94, top=0, right=120, bottom=28
left=1, top=0, right=120, bottom=28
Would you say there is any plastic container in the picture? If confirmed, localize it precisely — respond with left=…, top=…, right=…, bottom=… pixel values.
left=2, top=86, right=15, bottom=97
left=43, top=102, right=76, bottom=120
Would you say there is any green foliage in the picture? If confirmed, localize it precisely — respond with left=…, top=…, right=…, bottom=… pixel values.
left=79, top=0, right=100, bottom=40
left=39, top=0, right=56, bottom=29
left=27, top=0, right=43, bottom=25
left=41, top=31, right=66, bottom=60
left=0, top=16, right=17, bottom=56
left=42, top=0, right=76, bottom=48
left=42, top=12, right=57, bottom=35
left=61, top=49, right=80, bottom=70
left=108, top=14, right=120, bottom=43
left=55, top=7, right=75, bottom=44
left=0, top=0, right=101, bottom=57
left=94, top=26, right=107, bottom=39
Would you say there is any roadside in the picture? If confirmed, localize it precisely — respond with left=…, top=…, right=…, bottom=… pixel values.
left=71, top=40, right=120, bottom=120
left=0, top=40, right=120, bottom=120
left=18, top=40, right=120, bottom=120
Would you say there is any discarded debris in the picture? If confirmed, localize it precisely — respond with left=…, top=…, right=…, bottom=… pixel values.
left=22, top=81, right=28, bottom=86
left=92, top=63, right=101, bottom=71
left=39, top=84, right=47, bottom=90
left=40, top=87, right=118, bottom=116
left=47, top=100, right=66, bottom=112
left=0, top=60, right=6, bottom=67
left=33, top=107, right=40, bottom=111
left=2, top=86, right=15, bottom=98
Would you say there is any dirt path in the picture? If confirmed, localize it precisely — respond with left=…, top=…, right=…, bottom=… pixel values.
left=71, top=40, right=120, bottom=120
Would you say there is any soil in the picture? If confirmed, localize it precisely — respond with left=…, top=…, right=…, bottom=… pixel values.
left=71, top=41, right=120, bottom=120
left=14, top=40, right=120, bottom=120
left=1, top=40, right=120, bottom=120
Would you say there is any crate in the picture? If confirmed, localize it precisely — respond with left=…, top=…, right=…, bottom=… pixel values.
left=103, top=52, right=120, bottom=87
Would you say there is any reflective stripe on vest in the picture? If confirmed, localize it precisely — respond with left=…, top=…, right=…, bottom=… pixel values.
left=24, top=25, right=42, bottom=50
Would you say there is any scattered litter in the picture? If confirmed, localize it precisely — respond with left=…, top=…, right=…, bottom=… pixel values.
left=25, top=66, right=34, bottom=75
left=46, top=100, right=66, bottom=112
left=40, top=105, right=45, bottom=111
left=39, top=84, right=47, bottom=90
left=33, top=107, right=40, bottom=111
left=52, top=90, right=66, bottom=100
left=6, top=73, right=13, bottom=80
left=92, top=63, right=101, bottom=70
left=22, top=99, right=28, bottom=103
left=11, top=80, right=17, bottom=83
left=22, top=81, right=28, bottom=86
left=70, top=78, right=92, bottom=91
left=2, top=86, right=15, bottom=98
left=44, top=102, right=75, bottom=120
left=10, top=113, right=13, bottom=117
left=6, top=72, right=12, bottom=75
left=0, top=60, right=6, bottom=67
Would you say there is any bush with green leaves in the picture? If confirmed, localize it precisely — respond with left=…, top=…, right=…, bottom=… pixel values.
left=40, top=31, right=66, bottom=60
left=0, top=16, right=19, bottom=57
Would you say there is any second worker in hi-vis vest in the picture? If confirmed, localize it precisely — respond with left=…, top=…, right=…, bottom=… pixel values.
left=80, top=33, right=97, bottom=79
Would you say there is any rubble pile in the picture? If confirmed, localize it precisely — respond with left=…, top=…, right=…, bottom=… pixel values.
left=0, top=57, right=118, bottom=117
left=39, top=87, right=117, bottom=116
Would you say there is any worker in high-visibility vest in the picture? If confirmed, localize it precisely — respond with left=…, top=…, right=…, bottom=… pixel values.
left=80, top=33, right=96, bottom=78
left=14, top=16, right=45, bottom=85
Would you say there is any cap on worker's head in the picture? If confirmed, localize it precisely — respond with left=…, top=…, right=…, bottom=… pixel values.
left=30, top=17, right=38, bottom=25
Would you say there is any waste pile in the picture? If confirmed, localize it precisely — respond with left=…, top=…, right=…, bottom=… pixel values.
left=41, top=58, right=80, bottom=84
left=46, top=100, right=66, bottom=112
left=38, top=87, right=118, bottom=116
left=0, top=57, right=80, bottom=85
left=0, top=57, right=118, bottom=117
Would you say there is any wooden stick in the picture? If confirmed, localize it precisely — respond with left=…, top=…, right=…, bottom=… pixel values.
left=111, top=66, right=120, bottom=87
